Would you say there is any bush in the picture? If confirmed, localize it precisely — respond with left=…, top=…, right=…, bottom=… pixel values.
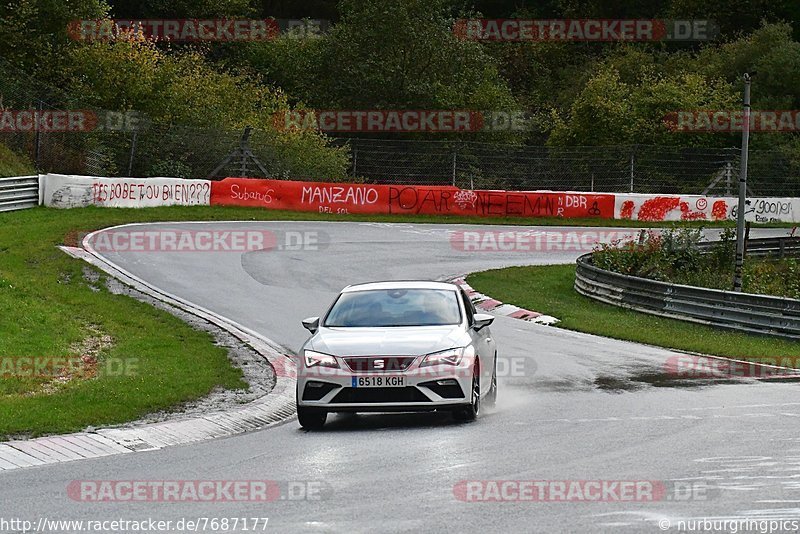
left=593, top=228, right=710, bottom=281
left=592, top=227, right=800, bottom=298
left=147, top=159, right=192, bottom=179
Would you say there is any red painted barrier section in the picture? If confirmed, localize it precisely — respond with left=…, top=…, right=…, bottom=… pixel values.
left=210, top=178, right=616, bottom=219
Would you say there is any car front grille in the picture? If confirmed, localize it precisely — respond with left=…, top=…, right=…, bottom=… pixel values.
left=343, top=356, right=416, bottom=373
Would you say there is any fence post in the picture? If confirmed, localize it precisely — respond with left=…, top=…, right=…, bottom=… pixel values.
left=34, top=100, right=43, bottom=171
left=352, top=147, right=358, bottom=177
left=127, top=130, right=138, bottom=176
left=629, top=150, right=635, bottom=193
left=239, top=144, right=248, bottom=176
left=725, top=162, right=732, bottom=196
left=452, top=151, right=457, bottom=187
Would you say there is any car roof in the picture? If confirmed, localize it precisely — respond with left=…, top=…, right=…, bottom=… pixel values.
left=341, top=280, right=460, bottom=293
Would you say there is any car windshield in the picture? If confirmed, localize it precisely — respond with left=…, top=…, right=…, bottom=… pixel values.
left=324, top=288, right=462, bottom=327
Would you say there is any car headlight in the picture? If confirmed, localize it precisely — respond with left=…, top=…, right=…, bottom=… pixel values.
left=304, top=350, right=340, bottom=369
left=420, top=347, right=464, bottom=367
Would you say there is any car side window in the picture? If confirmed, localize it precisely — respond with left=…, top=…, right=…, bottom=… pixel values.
left=460, top=289, right=475, bottom=325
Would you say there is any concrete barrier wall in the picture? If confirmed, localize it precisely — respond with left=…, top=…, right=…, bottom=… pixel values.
left=28, top=174, right=800, bottom=223
left=210, top=177, right=616, bottom=219
left=615, top=193, right=800, bottom=223
left=41, top=174, right=211, bottom=208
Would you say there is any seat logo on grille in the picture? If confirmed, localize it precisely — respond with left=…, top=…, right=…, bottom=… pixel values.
left=374, top=359, right=385, bottom=369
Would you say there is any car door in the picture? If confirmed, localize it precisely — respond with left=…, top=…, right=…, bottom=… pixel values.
left=461, top=289, right=494, bottom=395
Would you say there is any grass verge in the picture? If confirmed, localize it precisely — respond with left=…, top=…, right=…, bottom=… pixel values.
left=468, top=264, right=800, bottom=362
left=0, top=143, right=35, bottom=177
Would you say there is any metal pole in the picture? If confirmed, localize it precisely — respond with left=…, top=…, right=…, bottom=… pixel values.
left=240, top=151, right=247, bottom=177
left=239, top=126, right=251, bottom=177
left=352, top=147, right=358, bottom=177
left=629, top=152, right=634, bottom=193
left=127, top=130, right=138, bottom=176
left=452, top=151, right=457, bottom=187
left=733, top=73, right=752, bottom=292
left=725, top=162, right=731, bottom=197
left=34, top=100, right=43, bottom=171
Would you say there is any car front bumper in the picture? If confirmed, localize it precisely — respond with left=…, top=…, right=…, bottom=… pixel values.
left=296, top=359, right=474, bottom=412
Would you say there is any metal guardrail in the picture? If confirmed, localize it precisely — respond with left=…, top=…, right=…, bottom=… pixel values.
left=736, top=237, right=800, bottom=259
left=0, top=175, right=39, bottom=212
left=575, top=237, right=800, bottom=339
left=694, top=236, right=800, bottom=258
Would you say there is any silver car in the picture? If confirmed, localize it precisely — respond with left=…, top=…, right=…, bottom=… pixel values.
left=296, top=281, right=498, bottom=429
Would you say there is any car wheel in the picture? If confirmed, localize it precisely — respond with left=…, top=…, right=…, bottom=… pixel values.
left=453, top=359, right=480, bottom=422
left=485, top=353, right=498, bottom=408
left=297, top=405, right=327, bottom=430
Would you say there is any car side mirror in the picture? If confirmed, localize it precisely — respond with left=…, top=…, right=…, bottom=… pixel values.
left=473, top=313, right=494, bottom=331
left=302, top=317, right=320, bottom=334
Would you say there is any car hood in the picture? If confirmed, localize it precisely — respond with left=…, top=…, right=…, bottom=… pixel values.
left=309, top=325, right=464, bottom=356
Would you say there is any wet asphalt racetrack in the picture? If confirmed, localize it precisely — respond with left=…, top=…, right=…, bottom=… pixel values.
left=1, top=222, right=799, bottom=533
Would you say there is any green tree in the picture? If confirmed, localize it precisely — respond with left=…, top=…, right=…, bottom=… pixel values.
left=693, top=23, right=800, bottom=109
left=685, top=22, right=800, bottom=152
left=246, top=0, right=522, bottom=141
left=669, top=0, right=800, bottom=41
left=549, top=54, right=738, bottom=146
left=108, top=0, right=253, bottom=20
left=60, top=37, right=348, bottom=178
left=0, top=0, right=109, bottom=73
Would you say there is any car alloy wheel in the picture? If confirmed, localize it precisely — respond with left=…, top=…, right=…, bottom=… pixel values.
left=453, top=359, right=480, bottom=422
left=485, top=353, right=498, bottom=408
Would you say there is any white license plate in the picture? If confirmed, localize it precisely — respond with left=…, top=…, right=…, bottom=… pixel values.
left=352, top=376, right=406, bottom=388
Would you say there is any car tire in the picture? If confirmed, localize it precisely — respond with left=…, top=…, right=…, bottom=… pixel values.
left=485, top=353, right=498, bottom=408
left=297, top=405, right=327, bottom=430
left=453, top=359, right=480, bottom=422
